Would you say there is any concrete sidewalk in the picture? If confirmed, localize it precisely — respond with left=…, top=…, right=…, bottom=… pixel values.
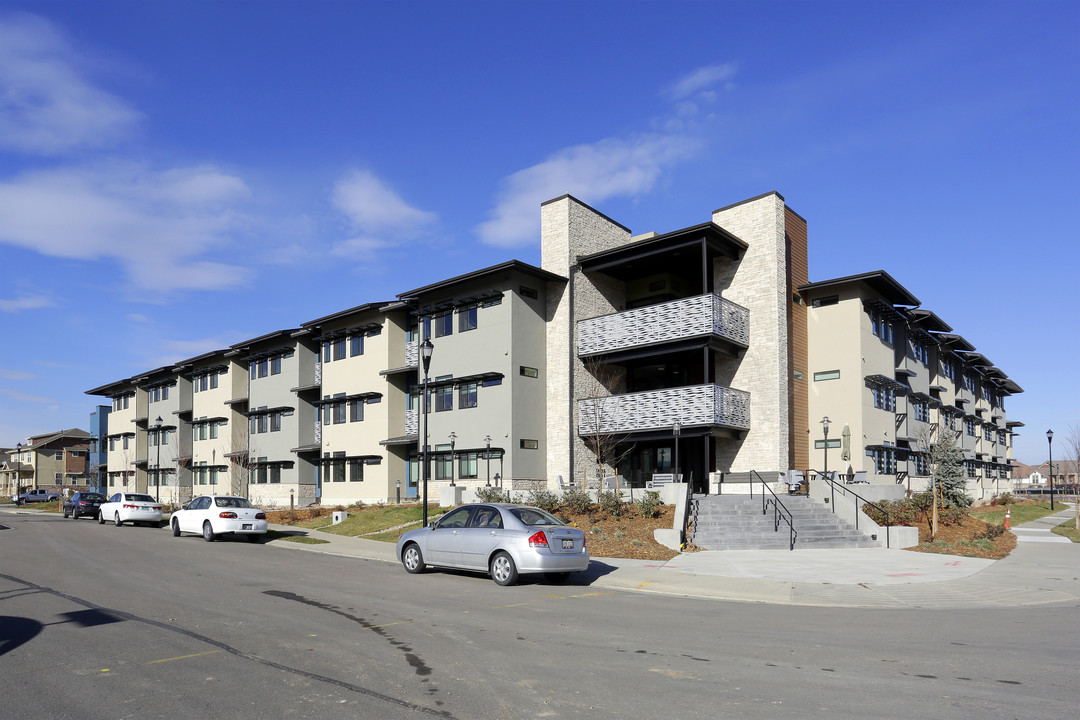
left=266, top=505, right=1080, bottom=609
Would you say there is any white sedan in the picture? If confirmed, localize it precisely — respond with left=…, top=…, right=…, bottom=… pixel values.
left=97, top=493, right=163, bottom=527
left=171, top=495, right=268, bottom=542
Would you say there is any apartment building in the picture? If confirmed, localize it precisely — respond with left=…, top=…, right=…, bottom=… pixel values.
left=799, top=271, right=1022, bottom=496
left=84, top=190, right=1022, bottom=506
left=0, top=428, right=90, bottom=493
left=88, top=405, right=110, bottom=492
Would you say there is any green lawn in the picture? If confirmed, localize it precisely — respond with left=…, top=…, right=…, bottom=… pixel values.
left=969, top=501, right=1062, bottom=527
left=1052, top=519, right=1080, bottom=543
left=294, top=504, right=444, bottom=540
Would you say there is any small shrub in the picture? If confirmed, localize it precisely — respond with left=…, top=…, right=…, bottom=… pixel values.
left=995, top=492, right=1017, bottom=506
left=631, top=539, right=644, bottom=546
left=525, top=488, right=559, bottom=513
left=975, top=523, right=1006, bottom=540
left=614, top=530, right=625, bottom=538
left=940, top=506, right=967, bottom=526
left=475, top=486, right=511, bottom=503
left=597, top=490, right=623, bottom=517
left=590, top=526, right=603, bottom=535
left=561, top=487, right=593, bottom=513
left=636, top=491, right=662, bottom=519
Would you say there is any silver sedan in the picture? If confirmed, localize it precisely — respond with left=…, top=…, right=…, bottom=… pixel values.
left=395, top=503, right=589, bottom=586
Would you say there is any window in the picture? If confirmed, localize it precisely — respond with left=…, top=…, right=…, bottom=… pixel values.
left=433, top=312, right=453, bottom=338
left=350, top=335, right=363, bottom=356
left=519, top=285, right=538, bottom=299
left=912, top=341, right=929, bottom=366
left=209, top=468, right=218, bottom=486
left=965, top=418, right=977, bottom=437
left=482, top=377, right=502, bottom=387
left=458, top=382, right=477, bottom=409
left=458, top=305, right=477, bottom=332
left=814, top=370, right=840, bottom=381
left=941, top=358, right=955, bottom=380
left=332, top=394, right=346, bottom=424
left=349, top=399, right=364, bottom=422
left=813, top=439, right=842, bottom=449
left=871, top=447, right=896, bottom=474
left=434, top=448, right=452, bottom=480
left=332, top=338, right=346, bottom=361
left=434, top=385, right=452, bottom=412
left=520, top=439, right=538, bottom=450
left=913, top=453, right=929, bottom=476
left=869, top=308, right=893, bottom=345
left=269, top=466, right=280, bottom=484
left=349, top=459, right=363, bottom=482
left=873, top=386, right=896, bottom=412
left=984, top=426, right=992, bottom=441
left=912, top=399, right=929, bottom=422
left=965, top=460, right=977, bottom=478
left=520, top=366, right=538, bottom=378
left=258, top=359, right=268, bottom=378
left=812, top=295, right=838, bottom=308
left=270, top=412, right=282, bottom=432
left=271, top=356, right=282, bottom=375
left=458, top=452, right=478, bottom=479
left=122, top=436, right=129, bottom=450
left=123, top=395, right=130, bottom=409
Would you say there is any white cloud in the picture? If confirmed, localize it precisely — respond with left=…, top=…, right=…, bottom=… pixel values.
left=476, top=135, right=700, bottom=248
left=0, top=163, right=254, bottom=293
left=125, top=313, right=151, bottom=323
left=330, top=235, right=394, bottom=260
left=0, top=12, right=142, bottom=155
left=0, top=293, right=53, bottom=313
left=0, top=367, right=36, bottom=381
left=664, top=64, right=737, bottom=102
left=332, top=169, right=436, bottom=231
left=0, top=387, right=54, bottom=404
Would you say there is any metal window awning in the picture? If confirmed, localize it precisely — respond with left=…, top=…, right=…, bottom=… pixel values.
left=313, top=392, right=382, bottom=406
left=865, top=374, right=909, bottom=393
left=380, top=435, right=418, bottom=446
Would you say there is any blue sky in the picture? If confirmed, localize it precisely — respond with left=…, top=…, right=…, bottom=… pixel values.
left=1, top=0, right=1076, bottom=464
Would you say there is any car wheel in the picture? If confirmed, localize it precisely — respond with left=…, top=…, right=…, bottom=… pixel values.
left=545, top=572, right=570, bottom=583
left=114, top=512, right=123, bottom=527
left=402, top=543, right=426, bottom=574
left=202, top=521, right=216, bottom=542
left=172, top=519, right=181, bottom=537
left=97, top=511, right=105, bottom=525
left=63, top=508, right=69, bottom=518
left=247, top=533, right=262, bottom=544
left=490, top=551, right=518, bottom=586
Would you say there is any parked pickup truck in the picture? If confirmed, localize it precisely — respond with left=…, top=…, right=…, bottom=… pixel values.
left=14, top=488, right=60, bottom=505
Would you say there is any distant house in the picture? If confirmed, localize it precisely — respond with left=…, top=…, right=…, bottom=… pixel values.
left=1, top=429, right=90, bottom=493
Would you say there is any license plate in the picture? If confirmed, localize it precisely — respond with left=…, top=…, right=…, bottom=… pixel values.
left=242, top=524, right=252, bottom=530
left=561, top=539, right=574, bottom=549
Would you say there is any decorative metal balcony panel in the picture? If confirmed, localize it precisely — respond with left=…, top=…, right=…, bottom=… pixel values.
left=577, top=383, right=750, bottom=435
left=314, top=359, right=322, bottom=385
left=577, top=294, right=749, bottom=357
left=405, top=340, right=418, bottom=368
left=405, top=408, right=418, bottom=436
left=313, top=420, right=322, bottom=445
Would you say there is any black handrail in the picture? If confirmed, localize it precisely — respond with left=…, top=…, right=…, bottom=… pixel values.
left=680, top=472, right=694, bottom=547
left=748, top=470, right=797, bottom=550
left=820, top=475, right=892, bottom=548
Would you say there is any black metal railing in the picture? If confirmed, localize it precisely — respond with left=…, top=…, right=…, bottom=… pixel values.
left=680, top=472, right=694, bottom=547
left=748, top=470, right=797, bottom=550
left=821, top=475, right=892, bottom=548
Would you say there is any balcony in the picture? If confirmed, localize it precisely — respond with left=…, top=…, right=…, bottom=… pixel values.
left=577, top=294, right=749, bottom=359
left=577, top=383, right=750, bottom=436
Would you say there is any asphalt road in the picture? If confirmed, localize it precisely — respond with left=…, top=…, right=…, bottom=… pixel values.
left=1, top=512, right=1075, bottom=720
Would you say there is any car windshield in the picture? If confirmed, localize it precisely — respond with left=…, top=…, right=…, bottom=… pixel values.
left=127, top=494, right=156, bottom=502
left=82, top=494, right=106, bottom=502
left=509, top=507, right=565, bottom=527
left=214, top=497, right=254, bottom=509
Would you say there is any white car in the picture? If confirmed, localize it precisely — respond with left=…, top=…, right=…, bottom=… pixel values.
left=170, top=495, right=268, bottom=542
left=97, top=492, right=163, bottom=527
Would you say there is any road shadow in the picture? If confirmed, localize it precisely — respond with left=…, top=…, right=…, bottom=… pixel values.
left=0, top=616, right=42, bottom=657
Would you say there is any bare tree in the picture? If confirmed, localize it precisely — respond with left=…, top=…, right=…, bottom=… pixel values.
left=1066, top=425, right=1080, bottom=531
left=577, top=357, right=636, bottom=488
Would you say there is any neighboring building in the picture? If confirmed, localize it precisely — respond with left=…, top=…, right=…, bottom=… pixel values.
left=0, top=429, right=90, bottom=494
left=84, top=191, right=1024, bottom=505
left=88, top=405, right=111, bottom=493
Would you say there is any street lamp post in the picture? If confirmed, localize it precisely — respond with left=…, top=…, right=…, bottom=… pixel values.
left=1047, top=429, right=1054, bottom=511
left=672, top=421, right=681, bottom=484
left=448, top=432, right=457, bottom=487
left=484, top=435, right=492, bottom=487
left=14, top=442, right=22, bottom=502
left=821, top=416, right=831, bottom=481
left=420, top=339, right=434, bottom=527
left=152, top=416, right=163, bottom=502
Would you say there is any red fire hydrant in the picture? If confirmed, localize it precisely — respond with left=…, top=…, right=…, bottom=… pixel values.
left=1004, top=508, right=1011, bottom=530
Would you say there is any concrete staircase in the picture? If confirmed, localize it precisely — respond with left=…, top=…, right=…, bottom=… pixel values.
left=688, top=494, right=879, bottom=551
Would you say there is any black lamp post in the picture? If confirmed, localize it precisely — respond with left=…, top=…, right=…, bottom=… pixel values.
left=484, top=434, right=492, bottom=487
left=15, top=442, right=22, bottom=502
left=152, top=416, right=163, bottom=502
left=672, top=421, right=681, bottom=483
left=821, top=416, right=831, bottom=481
left=420, top=338, right=434, bottom=527
left=448, top=431, right=457, bottom=487
left=1047, top=429, right=1054, bottom=510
